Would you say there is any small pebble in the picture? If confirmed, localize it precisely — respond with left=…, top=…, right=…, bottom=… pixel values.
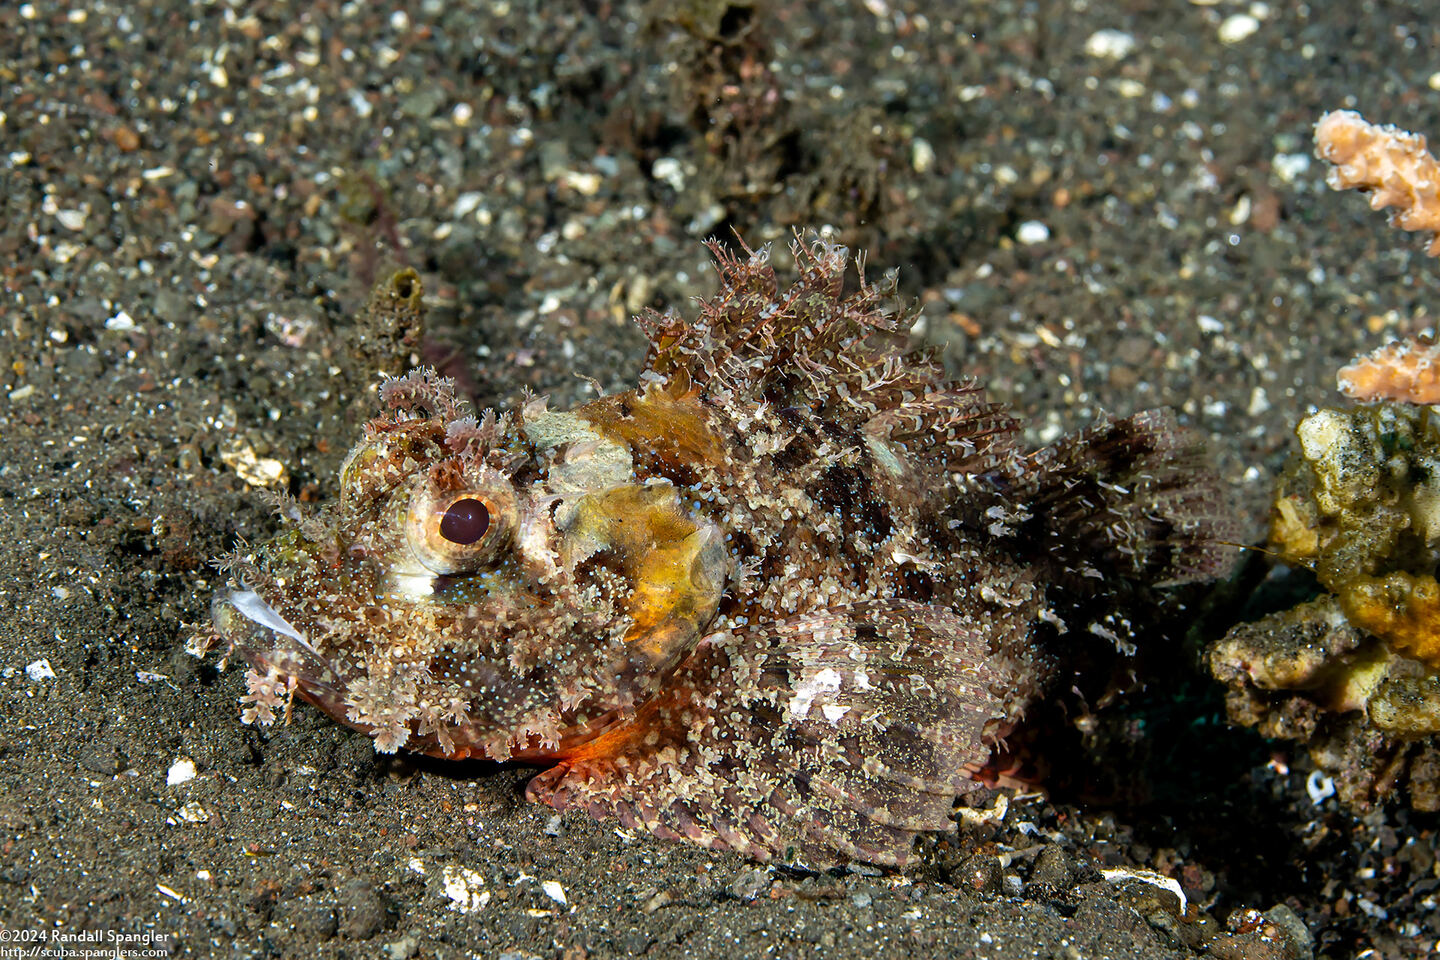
left=1084, top=29, right=1137, bottom=60
left=78, top=741, right=127, bottom=776
left=176, top=801, right=209, bottom=823
left=440, top=864, right=489, bottom=913
left=1016, top=221, right=1051, bottom=245
left=337, top=880, right=387, bottom=940
left=1218, top=14, right=1260, bottom=44
left=1029, top=845, right=1075, bottom=890
left=728, top=867, right=772, bottom=901
left=952, top=854, right=1004, bottom=896
left=912, top=138, right=936, bottom=174
left=292, top=904, right=337, bottom=941
left=105, top=310, right=136, bottom=332
left=383, top=935, right=419, bottom=959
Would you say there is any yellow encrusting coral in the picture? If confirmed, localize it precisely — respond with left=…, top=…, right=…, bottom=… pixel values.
left=1209, top=403, right=1440, bottom=808
left=1340, top=571, right=1440, bottom=669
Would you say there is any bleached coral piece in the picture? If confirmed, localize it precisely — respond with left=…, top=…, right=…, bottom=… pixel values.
left=1338, top=335, right=1440, bottom=405
left=1315, top=109, right=1440, bottom=256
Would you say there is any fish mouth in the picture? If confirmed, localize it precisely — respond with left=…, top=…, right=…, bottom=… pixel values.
left=210, top=588, right=322, bottom=671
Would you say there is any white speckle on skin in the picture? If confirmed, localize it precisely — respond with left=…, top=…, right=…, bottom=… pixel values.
left=787, top=667, right=843, bottom=720
left=388, top=570, right=437, bottom=600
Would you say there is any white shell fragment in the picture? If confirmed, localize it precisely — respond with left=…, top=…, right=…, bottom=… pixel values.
left=1100, top=866, right=1187, bottom=914
left=1307, top=770, right=1336, bottom=805
left=218, top=437, right=288, bottom=488
left=1217, top=14, right=1260, bottom=44
left=1016, top=221, right=1051, bottom=245
left=1084, top=30, right=1137, bottom=60
left=176, top=801, right=209, bottom=823
left=166, top=758, right=197, bottom=786
left=441, top=864, right=490, bottom=913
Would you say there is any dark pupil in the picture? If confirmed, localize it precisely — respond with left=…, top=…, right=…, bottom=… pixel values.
left=438, top=498, right=490, bottom=545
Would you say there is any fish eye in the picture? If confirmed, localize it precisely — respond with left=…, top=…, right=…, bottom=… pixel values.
left=438, top=497, right=490, bottom=545
left=403, top=464, right=516, bottom=575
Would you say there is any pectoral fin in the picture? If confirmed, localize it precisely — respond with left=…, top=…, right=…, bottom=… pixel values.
left=525, top=599, right=1005, bottom=867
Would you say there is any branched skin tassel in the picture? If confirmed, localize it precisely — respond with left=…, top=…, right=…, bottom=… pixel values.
left=200, top=236, right=1236, bottom=867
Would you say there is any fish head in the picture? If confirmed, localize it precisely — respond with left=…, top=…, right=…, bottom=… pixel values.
left=205, top=370, right=728, bottom=759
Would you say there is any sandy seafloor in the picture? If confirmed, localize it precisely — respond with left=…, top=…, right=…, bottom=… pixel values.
left=2, top=1, right=1438, bottom=957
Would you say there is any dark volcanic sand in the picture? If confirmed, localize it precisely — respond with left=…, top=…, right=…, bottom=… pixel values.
left=1, top=1, right=1436, bottom=957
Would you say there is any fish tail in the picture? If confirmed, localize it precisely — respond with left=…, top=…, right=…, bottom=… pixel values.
left=976, top=409, right=1241, bottom=596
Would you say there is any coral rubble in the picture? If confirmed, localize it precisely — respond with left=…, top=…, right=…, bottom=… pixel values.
left=1209, top=112, right=1440, bottom=810
left=1209, top=403, right=1440, bottom=808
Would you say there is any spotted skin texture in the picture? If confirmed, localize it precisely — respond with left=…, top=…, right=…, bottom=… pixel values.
left=200, top=238, right=1235, bottom=867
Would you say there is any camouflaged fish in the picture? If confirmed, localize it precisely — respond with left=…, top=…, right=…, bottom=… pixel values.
left=199, top=238, right=1234, bottom=866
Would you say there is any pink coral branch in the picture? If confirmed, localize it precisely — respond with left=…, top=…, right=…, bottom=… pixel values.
left=1338, top=335, right=1440, bottom=404
left=1315, top=109, right=1440, bottom=256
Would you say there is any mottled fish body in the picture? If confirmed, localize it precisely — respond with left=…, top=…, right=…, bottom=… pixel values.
left=201, top=238, right=1233, bottom=866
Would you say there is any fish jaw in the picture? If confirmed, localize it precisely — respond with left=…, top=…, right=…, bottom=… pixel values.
left=209, top=585, right=358, bottom=732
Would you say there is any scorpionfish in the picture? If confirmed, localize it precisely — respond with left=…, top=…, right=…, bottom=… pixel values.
left=201, top=238, right=1234, bottom=866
